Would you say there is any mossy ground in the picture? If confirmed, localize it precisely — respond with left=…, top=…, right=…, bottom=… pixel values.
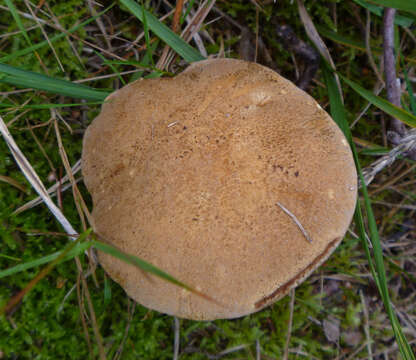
left=1, top=1, right=415, bottom=359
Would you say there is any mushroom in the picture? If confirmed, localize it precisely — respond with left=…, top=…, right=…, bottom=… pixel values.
left=82, top=58, right=357, bottom=320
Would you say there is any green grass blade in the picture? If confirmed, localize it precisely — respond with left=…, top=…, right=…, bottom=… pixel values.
left=181, top=0, right=197, bottom=25
left=1, top=230, right=93, bottom=315
left=0, top=230, right=92, bottom=279
left=129, top=40, right=161, bottom=82
left=359, top=147, right=390, bottom=156
left=5, top=0, right=33, bottom=45
left=0, top=63, right=110, bottom=100
left=104, top=60, right=153, bottom=68
left=340, top=74, right=416, bottom=128
left=119, top=0, right=205, bottom=63
left=0, top=101, right=103, bottom=110
left=353, top=202, right=379, bottom=286
left=92, top=239, right=221, bottom=305
left=92, top=239, right=196, bottom=291
left=0, top=253, right=21, bottom=261
left=94, top=51, right=126, bottom=86
left=321, top=67, right=351, bottom=142
left=322, top=63, right=415, bottom=360
left=141, top=1, right=154, bottom=66
left=318, top=26, right=372, bottom=52
left=0, top=4, right=115, bottom=63
left=103, top=274, right=111, bottom=306
left=352, top=0, right=414, bottom=27
left=366, top=0, right=416, bottom=14
left=401, top=61, right=416, bottom=116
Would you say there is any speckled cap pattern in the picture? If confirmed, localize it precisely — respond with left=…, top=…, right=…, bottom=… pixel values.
left=82, top=59, right=357, bottom=320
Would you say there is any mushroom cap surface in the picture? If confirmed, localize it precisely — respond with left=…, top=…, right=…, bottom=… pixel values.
left=82, top=58, right=357, bottom=320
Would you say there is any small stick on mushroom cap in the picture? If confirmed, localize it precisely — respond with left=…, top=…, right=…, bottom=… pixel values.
left=276, top=202, right=313, bottom=243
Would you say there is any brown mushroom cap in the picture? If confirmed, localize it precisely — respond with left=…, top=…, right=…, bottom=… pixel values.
left=82, top=58, right=357, bottom=320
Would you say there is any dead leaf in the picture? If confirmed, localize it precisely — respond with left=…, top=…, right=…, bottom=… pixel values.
left=323, top=316, right=340, bottom=343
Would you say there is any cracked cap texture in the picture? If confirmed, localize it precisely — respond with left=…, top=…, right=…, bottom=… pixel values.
left=82, top=58, right=357, bottom=320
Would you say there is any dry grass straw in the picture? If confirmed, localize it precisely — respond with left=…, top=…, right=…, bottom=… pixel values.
left=0, top=114, right=77, bottom=235
left=157, top=0, right=215, bottom=69
left=361, top=128, right=416, bottom=186
left=13, top=161, right=81, bottom=214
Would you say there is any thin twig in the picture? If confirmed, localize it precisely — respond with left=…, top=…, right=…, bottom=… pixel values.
left=350, top=82, right=384, bottom=129
left=114, top=300, right=136, bottom=360
left=157, top=0, right=185, bottom=72
left=76, top=270, right=93, bottom=357
left=0, top=4, right=49, bottom=23
left=383, top=8, right=404, bottom=134
left=126, top=9, right=175, bottom=51
left=184, top=11, right=208, bottom=57
left=41, top=18, right=125, bottom=61
left=75, top=255, right=106, bottom=360
left=344, top=341, right=372, bottom=360
left=173, top=316, right=180, bottom=360
left=87, top=0, right=113, bottom=52
left=369, top=163, right=416, bottom=196
left=288, top=347, right=320, bottom=360
left=43, top=1, right=85, bottom=68
left=23, top=0, right=64, bottom=72
left=13, top=161, right=81, bottom=214
left=212, top=6, right=243, bottom=30
left=158, top=0, right=215, bottom=70
left=213, top=344, right=248, bottom=359
left=383, top=8, right=416, bottom=160
left=181, top=0, right=216, bottom=44
left=0, top=175, right=27, bottom=193
left=256, top=338, right=261, bottom=360
left=26, top=117, right=57, bottom=180
left=171, top=0, right=185, bottom=33
left=276, top=202, right=313, bottom=243
left=0, top=24, right=39, bottom=39
left=283, top=289, right=295, bottom=360
left=359, top=290, right=373, bottom=360
left=372, top=200, right=416, bottom=211
left=74, top=69, right=143, bottom=83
